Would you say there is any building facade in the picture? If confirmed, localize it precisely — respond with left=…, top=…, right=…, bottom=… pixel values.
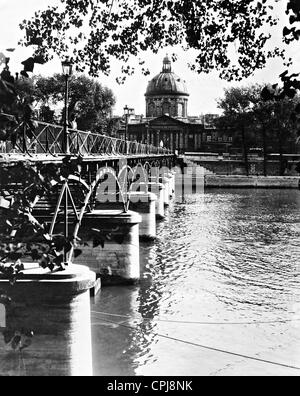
left=123, top=56, right=233, bottom=153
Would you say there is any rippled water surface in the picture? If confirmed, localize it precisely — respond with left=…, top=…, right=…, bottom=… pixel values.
left=91, top=189, right=300, bottom=376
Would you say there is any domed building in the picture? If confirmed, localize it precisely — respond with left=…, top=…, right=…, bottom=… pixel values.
left=145, top=55, right=189, bottom=119
left=124, top=56, right=232, bottom=153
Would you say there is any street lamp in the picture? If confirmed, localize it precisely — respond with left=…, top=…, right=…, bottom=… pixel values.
left=62, top=57, right=73, bottom=154
left=145, top=121, right=150, bottom=154
left=123, top=105, right=134, bottom=154
left=61, top=57, right=73, bottom=265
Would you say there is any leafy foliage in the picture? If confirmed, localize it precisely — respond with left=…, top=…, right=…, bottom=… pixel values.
left=0, top=156, right=123, bottom=280
left=260, top=1, right=300, bottom=140
left=217, top=84, right=300, bottom=174
left=15, top=74, right=116, bottom=132
left=0, top=61, right=37, bottom=145
left=19, top=0, right=283, bottom=82
left=0, top=160, right=83, bottom=276
left=2, top=328, right=34, bottom=351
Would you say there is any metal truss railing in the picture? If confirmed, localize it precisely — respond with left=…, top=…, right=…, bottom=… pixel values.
left=0, top=115, right=173, bottom=157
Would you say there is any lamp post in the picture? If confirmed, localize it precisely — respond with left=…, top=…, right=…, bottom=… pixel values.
left=61, top=58, right=73, bottom=264
left=123, top=105, right=134, bottom=154
left=62, top=57, right=73, bottom=155
left=145, top=121, right=150, bottom=154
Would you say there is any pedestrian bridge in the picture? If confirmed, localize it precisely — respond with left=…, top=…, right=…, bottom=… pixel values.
left=0, top=114, right=173, bottom=160
left=0, top=115, right=177, bottom=278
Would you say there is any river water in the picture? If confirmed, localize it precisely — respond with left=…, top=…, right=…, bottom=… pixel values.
left=90, top=189, right=300, bottom=376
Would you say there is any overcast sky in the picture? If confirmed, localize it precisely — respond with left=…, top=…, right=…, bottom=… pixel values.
left=0, top=0, right=299, bottom=117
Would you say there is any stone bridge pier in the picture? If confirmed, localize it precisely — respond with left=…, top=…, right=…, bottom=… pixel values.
left=0, top=264, right=95, bottom=376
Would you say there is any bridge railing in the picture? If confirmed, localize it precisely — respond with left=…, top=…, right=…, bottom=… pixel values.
left=0, top=115, right=173, bottom=157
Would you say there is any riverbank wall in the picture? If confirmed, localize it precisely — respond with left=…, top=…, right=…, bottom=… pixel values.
left=183, top=153, right=300, bottom=177
left=205, top=175, right=300, bottom=189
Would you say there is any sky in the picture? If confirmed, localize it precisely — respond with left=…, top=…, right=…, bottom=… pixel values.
left=0, top=0, right=299, bottom=117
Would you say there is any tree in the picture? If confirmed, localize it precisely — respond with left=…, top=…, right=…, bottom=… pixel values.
left=17, top=1, right=300, bottom=137
left=218, top=84, right=300, bottom=175
left=15, top=74, right=116, bottom=132
left=17, top=1, right=300, bottom=141
left=217, top=87, right=255, bottom=175
left=18, top=0, right=283, bottom=82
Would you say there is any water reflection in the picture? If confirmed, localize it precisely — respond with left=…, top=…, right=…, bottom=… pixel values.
left=91, top=189, right=300, bottom=376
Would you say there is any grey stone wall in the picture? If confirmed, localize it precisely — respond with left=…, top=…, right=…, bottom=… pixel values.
left=197, top=160, right=300, bottom=176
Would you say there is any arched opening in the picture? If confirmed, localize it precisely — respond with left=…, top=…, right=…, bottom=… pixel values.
left=148, top=102, right=155, bottom=117
left=162, top=102, right=170, bottom=115
left=178, top=102, right=184, bottom=117
left=0, top=304, right=6, bottom=328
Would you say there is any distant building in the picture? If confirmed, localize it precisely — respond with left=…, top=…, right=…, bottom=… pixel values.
left=120, top=56, right=233, bottom=153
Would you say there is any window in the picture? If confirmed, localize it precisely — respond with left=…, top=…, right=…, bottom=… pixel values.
left=207, top=136, right=212, bottom=142
left=0, top=303, right=6, bottom=328
left=178, top=103, right=184, bottom=117
left=148, top=102, right=155, bottom=117
left=162, top=102, right=170, bottom=115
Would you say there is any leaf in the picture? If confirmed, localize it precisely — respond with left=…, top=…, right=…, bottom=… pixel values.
left=31, top=249, right=41, bottom=260
left=39, top=254, right=49, bottom=269
left=7, top=252, right=22, bottom=261
left=20, top=338, right=32, bottom=351
left=93, top=236, right=105, bottom=248
left=21, top=57, right=35, bottom=73
left=3, top=330, right=14, bottom=344
left=24, top=330, right=34, bottom=338
left=283, top=26, right=291, bottom=36
left=5, top=220, right=13, bottom=228
left=64, top=241, right=72, bottom=254
left=20, top=70, right=29, bottom=78
left=0, top=52, right=7, bottom=65
left=11, top=334, right=22, bottom=350
left=52, top=235, right=66, bottom=251
left=28, top=37, right=43, bottom=46
left=53, top=255, right=63, bottom=266
left=285, top=88, right=297, bottom=98
left=295, top=103, right=300, bottom=114
left=113, top=235, right=125, bottom=244
left=74, top=249, right=82, bottom=258
left=48, top=263, right=55, bottom=271
left=33, top=55, right=47, bottom=64
left=261, top=86, right=274, bottom=101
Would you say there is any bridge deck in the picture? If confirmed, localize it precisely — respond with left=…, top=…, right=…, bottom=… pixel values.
left=0, top=114, right=174, bottom=161
left=0, top=152, right=174, bottom=166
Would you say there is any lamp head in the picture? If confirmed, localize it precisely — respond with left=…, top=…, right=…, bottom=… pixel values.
left=62, top=57, right=73, bottom=77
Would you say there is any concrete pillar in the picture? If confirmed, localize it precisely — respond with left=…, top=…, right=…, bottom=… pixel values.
left=149, top=175, right=170, bottom=207
left=76, top=210, right=141, bottom=285
left=171, top=172, right=176, bottom=195
left=0, top=264, right=95, bottom=376
left=95, top=191, right=157, bottom=240
left=166, top=172, right=175, bottom=197
left=137, top=182, right=165, bottom=220
left=128, top=192, right=157, bottom=241
left=162, top=173, right=175, bottom=200
left=148, top=182, right=165, bottom=220
left=160, top=177, right=170, bottom=207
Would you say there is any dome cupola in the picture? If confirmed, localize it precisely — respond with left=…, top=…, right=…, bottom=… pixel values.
left=162, top=54, right=172, bottom=73
left=145, top=56, right=189, bottom=118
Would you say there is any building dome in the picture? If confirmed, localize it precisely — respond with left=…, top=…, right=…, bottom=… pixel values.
left=145, top=56, right=189, bottom=118
left=145, top=55, right=189, bottom=97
